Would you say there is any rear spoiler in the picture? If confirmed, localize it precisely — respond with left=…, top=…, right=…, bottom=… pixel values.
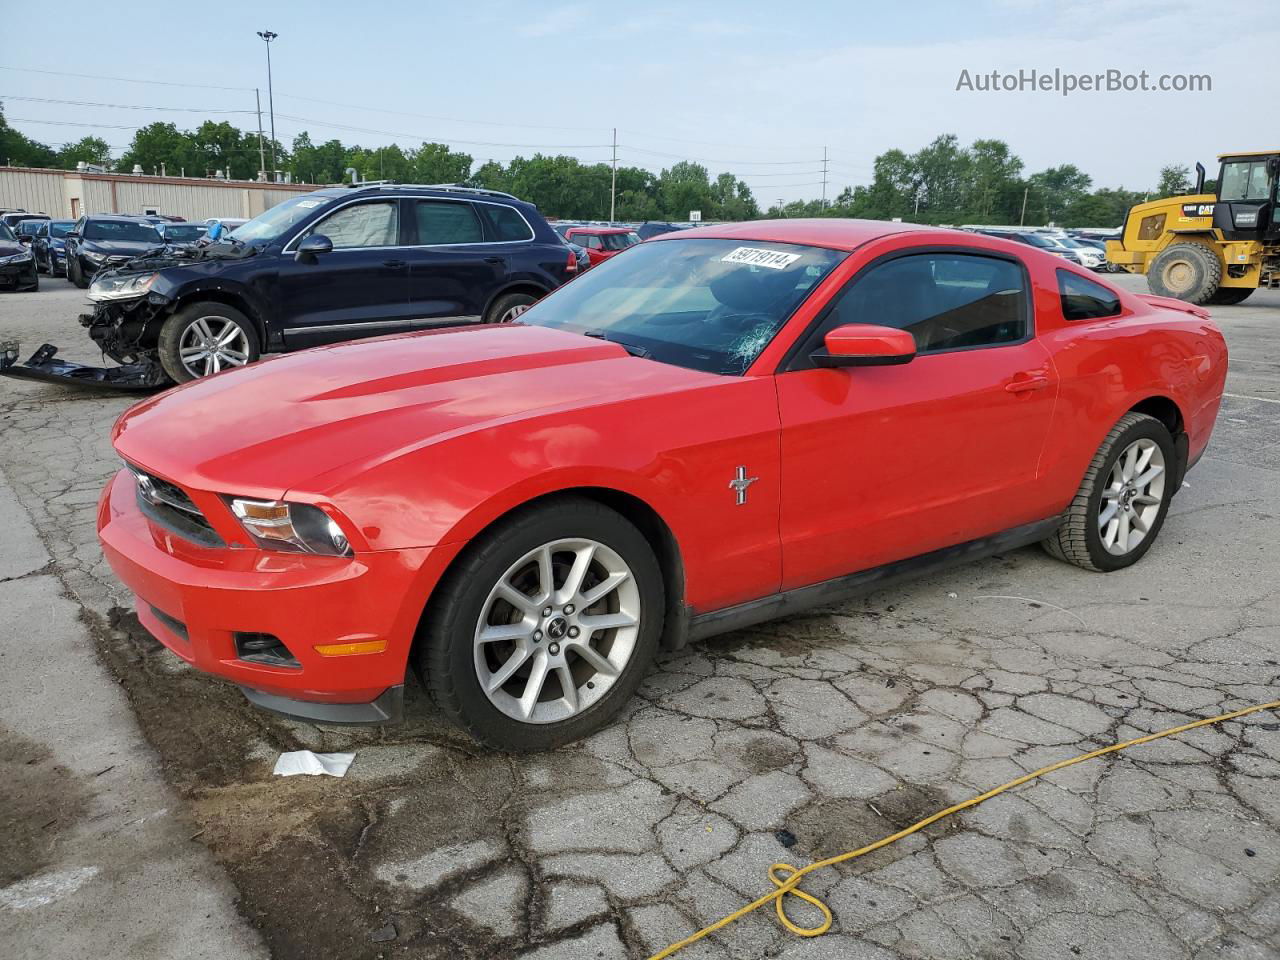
left=1137, top=294, right=1211, bottom=321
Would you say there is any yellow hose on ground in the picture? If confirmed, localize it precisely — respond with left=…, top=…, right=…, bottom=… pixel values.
left=648, top=699, right=1280, bottom=960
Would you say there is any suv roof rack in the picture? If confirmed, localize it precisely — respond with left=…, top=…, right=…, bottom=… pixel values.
left=345, top=181, right=520, bottom=201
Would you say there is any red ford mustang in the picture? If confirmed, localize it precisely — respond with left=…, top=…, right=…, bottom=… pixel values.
left=98, top=220, right=1227, bottom=750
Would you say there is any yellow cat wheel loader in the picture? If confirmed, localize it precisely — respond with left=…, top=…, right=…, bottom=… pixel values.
left=1107, top=151, right=1280, bottom=304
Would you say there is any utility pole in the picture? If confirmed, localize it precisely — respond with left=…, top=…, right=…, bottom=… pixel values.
left=255, top=88, right=266, bottom=181
left=609, top=127, right=617, bottom=224
left=821, top=146, right=828, bottom=209
left=257, top=31, right=278, bottom=181
left=1019, top=185, right=1029, bottom=226
left=777, top=198, right=785, bottom=217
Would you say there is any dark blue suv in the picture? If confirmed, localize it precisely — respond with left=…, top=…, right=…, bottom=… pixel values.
left=83, top=184, right=579, bottom=382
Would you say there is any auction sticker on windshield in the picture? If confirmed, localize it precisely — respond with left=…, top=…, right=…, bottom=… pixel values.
left=720, top=246, right=803, bottom=269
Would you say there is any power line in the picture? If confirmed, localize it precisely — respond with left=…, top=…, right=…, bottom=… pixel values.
left=621, top=144, right=825, bottom=165
left=0, top=94, right=254, bottom=115
left=0, top=65, right=255, bottom=92
left=273, top=112, right=612, bottom=150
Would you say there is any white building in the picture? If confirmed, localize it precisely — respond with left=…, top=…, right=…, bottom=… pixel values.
left=0, top=166, right=322, bottom=222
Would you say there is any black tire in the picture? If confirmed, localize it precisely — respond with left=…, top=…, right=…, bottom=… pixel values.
left=1206, top=286, right=1254, bottom=305
left=69, top=256, right=89, bottom=289
left=420, top=496, right=664, bottom=751
left=485, top=291, right=538, bottom=324
left=1147, top=242, right=1221, bottom=304
left=34, top=252, right=47, bottom=275
left=156, top=301, right=261, bottom=384
left=1042, top=412, right=1176, bottom=572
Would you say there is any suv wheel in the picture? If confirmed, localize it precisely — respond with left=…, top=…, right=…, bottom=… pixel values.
left=486, top=292, right=538, bottom=324
left=157, top=301, right=261, bottom=383
left=1042, top=412, right=1175, bottom=572
left=420, top=497, right=664, bottom=750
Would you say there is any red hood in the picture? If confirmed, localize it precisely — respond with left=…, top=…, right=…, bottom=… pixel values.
left=112, top=324, right=713, bottom=499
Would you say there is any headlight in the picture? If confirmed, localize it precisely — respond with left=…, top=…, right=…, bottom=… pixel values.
left=227, top=498, right=353, bottom=556
left=83, top=250, right=106, bottom=263
left=88, top=272, right=157, bottom=302
left=1, top=251, right=33, bottom=264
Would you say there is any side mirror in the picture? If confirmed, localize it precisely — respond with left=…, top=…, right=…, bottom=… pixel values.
left=295, top=234, right=333, bottom=262
left=812, top=323, right=916, bottom=368
left=66, top=231, right=79, bottom=239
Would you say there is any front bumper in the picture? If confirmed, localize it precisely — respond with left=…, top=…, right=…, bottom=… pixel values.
left=97, top=468, right=438, bottom=722
left=0, top=256, right=37, bottom=290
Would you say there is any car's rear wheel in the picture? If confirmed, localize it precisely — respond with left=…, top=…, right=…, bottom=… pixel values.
left=486, top=292, right=538, bottom=324
left=157, top=302, right=261, bottom=383
left=420, top=497, right=663, bottom=750
left=1042, top=412, right=1175, bottom=572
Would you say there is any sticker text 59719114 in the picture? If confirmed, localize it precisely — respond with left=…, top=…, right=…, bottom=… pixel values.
left=720, top=247, right=803, bottom=270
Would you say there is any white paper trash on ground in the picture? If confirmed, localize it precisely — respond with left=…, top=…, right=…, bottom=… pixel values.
left=273, top=751, right=355, bottom=777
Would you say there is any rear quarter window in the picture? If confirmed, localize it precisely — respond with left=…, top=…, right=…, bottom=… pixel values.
left=479, top=204, right=534, bottom=242
left=1058, top=269, right=1121, bottom=320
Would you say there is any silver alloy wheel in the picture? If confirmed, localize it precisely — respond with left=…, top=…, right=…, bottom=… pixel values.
left=474, top=537, right=641, bottom=724
left=1099, top=438, right=1166, bottom=556
left=179, top=315, right=250, bottom=378
left=500, top=304, right=530, bottom=322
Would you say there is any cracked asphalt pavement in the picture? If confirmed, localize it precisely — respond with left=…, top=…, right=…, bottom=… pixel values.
left=1, top=275, right=1277, bottom=959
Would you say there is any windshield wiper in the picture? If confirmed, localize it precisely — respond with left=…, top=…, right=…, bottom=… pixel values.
left=582, top=330, right=651, bottom=359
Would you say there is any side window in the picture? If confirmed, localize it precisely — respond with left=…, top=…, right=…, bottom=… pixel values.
left=479, top=204, right=533, bottom=242
left=415, top=201, right=482, bottom=245
left=1058, top=269, right=1121, bottom=320
left=310, top=201, right=399, bottom=248
left=823, top=253, right=1029, bottom=354
left=581, top=234, right=602, bottom=250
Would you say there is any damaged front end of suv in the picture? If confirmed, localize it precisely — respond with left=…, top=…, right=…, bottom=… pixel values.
left=2, top=243, right=260, bottom=391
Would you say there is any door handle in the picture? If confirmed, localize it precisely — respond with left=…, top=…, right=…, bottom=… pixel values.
left=484, top=256, right=506, bottom=265
left=1005, top=373, right=1050, bottom=393
left=383, top=259, right=407, bottom=268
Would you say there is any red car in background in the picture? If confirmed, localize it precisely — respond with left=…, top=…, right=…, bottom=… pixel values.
left=563, top=225, right=641, bottom=265
left=98, top=219, right=1226, bottom=751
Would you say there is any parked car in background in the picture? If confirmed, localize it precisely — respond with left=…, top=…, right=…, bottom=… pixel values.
left=979, top=229, right=1084, bottom=265
left=0, top=220, right=39, bottom=291
left=32, top=220, right=76, bottom=276
left=80, top=184, right=579, bottom=383
left=65, top=215, right=165, bottom=288
left=14, top=218, right=47, bottom=245
left=3, top=211, right=49, bottom=232
left=636, top=221, right=690, bottom=240
left=95, top=219, right=1226, bottom=747
left=565, top=240, right=591, bottom=273
left=156, top=222, right=209, bottom=251
left=1072, top=236, right=1122, bottom=272
left=563, top=226, right=642, bottom=265
left=1045, top=234, right=1106, bottom=271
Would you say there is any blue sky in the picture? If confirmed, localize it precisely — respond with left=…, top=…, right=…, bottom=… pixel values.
left=2, top=0, right=1268, bottom=203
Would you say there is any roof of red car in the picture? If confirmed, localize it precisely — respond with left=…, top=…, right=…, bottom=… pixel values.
left=657, top=218, right=935, bottom=251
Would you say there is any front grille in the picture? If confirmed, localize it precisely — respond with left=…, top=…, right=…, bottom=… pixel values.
left=128, top=465, right=225, bottom=547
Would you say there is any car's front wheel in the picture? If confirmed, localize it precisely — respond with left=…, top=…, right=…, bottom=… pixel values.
left=156, top=302, right=261, bottom=383
left=421, top=497, right=664, bottom=750
left=69, top=256, right=89, bottom=289
left=1042, top=412, right=1175, bottom=572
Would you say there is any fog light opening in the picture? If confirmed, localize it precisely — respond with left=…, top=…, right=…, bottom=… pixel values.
left=234, top=632, right=300, bottom=668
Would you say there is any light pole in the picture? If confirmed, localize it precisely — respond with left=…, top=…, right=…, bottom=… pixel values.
left=257, top=30, right=278, bottom=181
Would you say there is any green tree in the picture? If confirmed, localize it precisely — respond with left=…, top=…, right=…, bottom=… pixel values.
left=55, top=136, right=111, bottom=169
left=0, top=105, right=58, bottom=167
left=1026, top=164, right=1092, bottom=225
left=118, top=122, right=203, bottom=177
left=1155, top=164, right=1191, bottom=198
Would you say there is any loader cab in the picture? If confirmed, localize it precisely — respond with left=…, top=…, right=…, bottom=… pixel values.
left=1213, top=152, right=1280, bottom=242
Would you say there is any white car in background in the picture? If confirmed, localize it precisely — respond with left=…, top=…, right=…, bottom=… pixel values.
left=1045, top=234, right=1106, bottom=271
